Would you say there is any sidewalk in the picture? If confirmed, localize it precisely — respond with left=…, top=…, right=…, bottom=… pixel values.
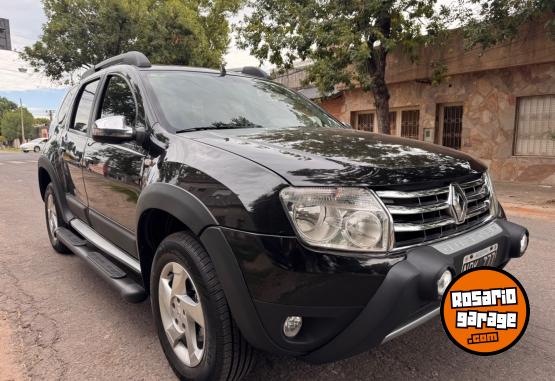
left=495, top=181, right=555, bottom=219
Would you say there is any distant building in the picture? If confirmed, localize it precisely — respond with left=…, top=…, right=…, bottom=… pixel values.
left=34, top=124, right=49, bottom=139
left=0, top=18, right=11, bottom=51
left=276, top=17, right=555, bottom=185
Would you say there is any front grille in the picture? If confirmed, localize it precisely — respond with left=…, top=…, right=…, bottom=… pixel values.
left=376, top=174, right=493, bottom=248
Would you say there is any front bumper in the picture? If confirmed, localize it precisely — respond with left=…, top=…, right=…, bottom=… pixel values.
left=201, top=218, right=528, bottom=363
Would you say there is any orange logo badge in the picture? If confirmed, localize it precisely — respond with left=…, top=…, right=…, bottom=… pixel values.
left=441, top=268, right=529, bottom=355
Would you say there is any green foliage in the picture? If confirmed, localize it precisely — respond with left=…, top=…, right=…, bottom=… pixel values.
left=22, top=0, right=242, bottom=81
left=456, top=0, right=555, bottom=49
left=0, top=97, right=17, bottom=120
left=237, top=0, right=450, bottom=133
left=34, top=117, right=51, bottom=126
left=0, top=108, right=36, bottom=142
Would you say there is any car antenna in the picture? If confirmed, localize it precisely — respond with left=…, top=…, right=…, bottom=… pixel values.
left=220, top=63, right=226, bottom=77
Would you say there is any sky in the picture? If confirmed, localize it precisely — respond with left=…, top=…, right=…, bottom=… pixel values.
left=0, top=0, right=260, bottom=117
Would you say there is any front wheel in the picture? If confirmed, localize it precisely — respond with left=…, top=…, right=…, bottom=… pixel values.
left=34, top=146, right=40, bottom=153
left=151, top=232, right=253, bottom=381
left=44, top=183, right=70, bottom=254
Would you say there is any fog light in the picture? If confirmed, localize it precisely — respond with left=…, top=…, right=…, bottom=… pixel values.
left=283, top=316, right=302, bottom=338
left=520, top=234, right=528, bottom=254
left=437, top=270, right=453, bottom=298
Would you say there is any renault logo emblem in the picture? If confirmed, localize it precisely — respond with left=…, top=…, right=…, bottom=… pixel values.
left=447, top=183, right=468, bottom=224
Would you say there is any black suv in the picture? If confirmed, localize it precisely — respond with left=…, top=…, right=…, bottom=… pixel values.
left=38, top=52, right=529, bottom=380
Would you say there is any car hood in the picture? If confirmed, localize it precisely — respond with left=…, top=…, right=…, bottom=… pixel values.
left=184, top=127, right=486, bottom=188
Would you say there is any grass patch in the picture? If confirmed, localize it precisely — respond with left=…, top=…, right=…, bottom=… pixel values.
left=0, top=148, right=21, bottom=153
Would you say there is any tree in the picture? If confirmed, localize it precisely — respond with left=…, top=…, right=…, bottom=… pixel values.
left=22, top=0, right=242, bottom=81
left=0, top=97, right=17, bottom=120
left=237, top=1, right=450, bottom=134
left=456, top=0, right=555, bottom=49
left=34, top=117, right=51, bottom=126
left=0, top=108, right=36, bottom=142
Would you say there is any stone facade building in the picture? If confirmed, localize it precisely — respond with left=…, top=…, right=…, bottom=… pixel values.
left=275, top=20, right=555, bottom=185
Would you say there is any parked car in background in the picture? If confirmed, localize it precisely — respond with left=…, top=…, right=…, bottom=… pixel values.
left=38, top=52, right=529, bottom=381
left=21, top=137, right=47, bottom=153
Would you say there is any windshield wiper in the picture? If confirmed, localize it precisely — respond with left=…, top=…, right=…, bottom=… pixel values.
left=177, top=123, right=264, bottom=133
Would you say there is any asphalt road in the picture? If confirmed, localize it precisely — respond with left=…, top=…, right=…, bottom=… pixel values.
left=0, top=151, right=554, bottom=380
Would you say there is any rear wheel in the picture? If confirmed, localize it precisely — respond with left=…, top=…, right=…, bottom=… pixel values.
left=151, top=232, right=253, bottom=381
left=34, top=146, right=40, bottom=153
left=44, top=184, right=70, bottom=254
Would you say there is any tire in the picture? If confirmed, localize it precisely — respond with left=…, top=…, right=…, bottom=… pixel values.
left=151, top=231, right=253, bottom=381
left=44, top=183, right=71, bottom=254
left=34, top=146, right=40, bottom=153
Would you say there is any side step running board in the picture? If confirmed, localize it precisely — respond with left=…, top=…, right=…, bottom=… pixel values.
left=56, top=227, right=147, bottom=303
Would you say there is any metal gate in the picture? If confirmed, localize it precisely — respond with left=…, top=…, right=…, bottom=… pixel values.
left=514, top=95, right=555, bottom=156
left=401, top=110, right=419, bottom=139
left=442, top=105, right=463, bottom=149
left=357, top=113, right=374, bottom=131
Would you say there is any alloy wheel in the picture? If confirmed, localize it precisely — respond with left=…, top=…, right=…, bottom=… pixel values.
left=158, top=261, right=206, bottom=367
left=46, top=193, right=58, bottom=238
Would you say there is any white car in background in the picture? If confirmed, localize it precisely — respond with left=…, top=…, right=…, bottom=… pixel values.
left=20, top=138, right=48, bottom=153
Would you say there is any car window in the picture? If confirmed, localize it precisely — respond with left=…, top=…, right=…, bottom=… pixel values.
left=100, top=76, right=137, bottom=126
left=71, top=80, right=99, bottom=133
left=51, top=86, right=77, bottom=134
left=143, top=71, right=344, bottom=132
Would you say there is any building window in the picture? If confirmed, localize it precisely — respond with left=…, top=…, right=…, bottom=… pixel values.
left=356, top=112, right=374, bottom=131
left=388, top=111, right=397, bottom=135
left=441, top=105, right=463, bottom=149
left=514, top=95, right=555, bottom=156
left=401, top=110, right=419, bottom=139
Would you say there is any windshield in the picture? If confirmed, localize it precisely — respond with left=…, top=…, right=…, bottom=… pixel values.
left=143, top=71, right=345, bottom=132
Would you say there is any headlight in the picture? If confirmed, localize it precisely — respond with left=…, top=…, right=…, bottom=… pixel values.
left=483, top=171, right=499, bottom=217
left=279, top=187, right=393, bottom=253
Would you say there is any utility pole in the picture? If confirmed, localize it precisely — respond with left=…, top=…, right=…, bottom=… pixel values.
left=19, top=98, right=25, bottom=144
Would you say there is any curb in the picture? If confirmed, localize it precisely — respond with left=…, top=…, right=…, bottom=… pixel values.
left=501, top=202, right=555, bottom=220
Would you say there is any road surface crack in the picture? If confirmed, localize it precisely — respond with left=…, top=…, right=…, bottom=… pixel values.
left=0, top=257, right=69, bottom=380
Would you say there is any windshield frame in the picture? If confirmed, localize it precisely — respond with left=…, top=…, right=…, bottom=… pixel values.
left=139, top=69, right=348, bottom=133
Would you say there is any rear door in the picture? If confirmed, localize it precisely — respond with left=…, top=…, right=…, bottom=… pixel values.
left=60, top=78, right=100, bottom=221
left=82, top=73, right=147, bottom=256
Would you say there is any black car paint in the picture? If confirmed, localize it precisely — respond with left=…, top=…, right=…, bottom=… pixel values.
left=38, top=64, right=526, bottom=362
left=187, top=127, right=486, bottom=188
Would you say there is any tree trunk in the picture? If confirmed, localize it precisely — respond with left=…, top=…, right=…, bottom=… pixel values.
left=367, top=41, right=391, bottom=135
left=373, top=82, right=390, bottom=135
left=366, top=10, right=392, bottom=135
left=368, top=46, right=390, bottom=134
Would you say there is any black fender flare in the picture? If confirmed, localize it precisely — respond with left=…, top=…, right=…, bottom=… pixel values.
left=135, top=182, right=219, bottom=280
left=135, top=182, right=218, bottom=237
left=38, top=155, right=72, bottom=223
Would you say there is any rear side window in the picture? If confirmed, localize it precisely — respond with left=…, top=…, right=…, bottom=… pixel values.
left=71, top=80, right=99, bottom=133
left=100, top=76, right=137, bottom=126
left=51, top=86, right=77, bottom=134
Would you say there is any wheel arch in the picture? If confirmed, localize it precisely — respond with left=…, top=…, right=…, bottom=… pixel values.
left=136, top=182, right=294, bottom=356
left=37, top=156, right=72, bottom=223
left=135, top=182, right=219, bottom=290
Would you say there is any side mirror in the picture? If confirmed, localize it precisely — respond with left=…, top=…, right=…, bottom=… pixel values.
left=91, top=115, right=134, bottom=143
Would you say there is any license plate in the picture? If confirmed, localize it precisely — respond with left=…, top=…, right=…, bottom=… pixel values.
left=461, top=244, right=498, bottom=272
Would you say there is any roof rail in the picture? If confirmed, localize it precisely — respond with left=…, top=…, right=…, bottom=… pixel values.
left=230, top=66, right=271, bottom=80
left=82, top=51, right=151, bottom=78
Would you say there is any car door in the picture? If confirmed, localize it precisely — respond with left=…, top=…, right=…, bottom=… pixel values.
left=82, top=73, right=147, bottom=256
left=60, top=78, right=100, bottom=221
